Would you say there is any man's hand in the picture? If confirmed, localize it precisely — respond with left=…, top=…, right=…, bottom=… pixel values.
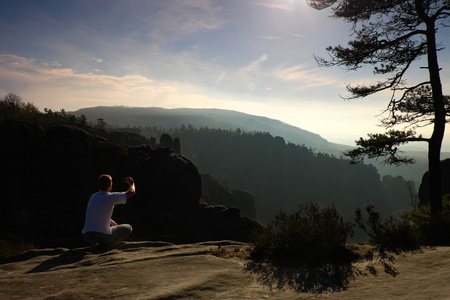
left=124, top=177, right=135, bottom=199
left=123, top=177, right=134, bottom=186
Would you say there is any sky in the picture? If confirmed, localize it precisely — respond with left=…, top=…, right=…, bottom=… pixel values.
left=1, top=0, right=450, bottom=150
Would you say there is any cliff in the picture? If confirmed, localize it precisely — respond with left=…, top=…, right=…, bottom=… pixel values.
left=0, top=120, right=260, bottom=247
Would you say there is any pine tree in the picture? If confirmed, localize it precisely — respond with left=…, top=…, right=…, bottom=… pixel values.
left=308, top=0, right=450, bottom=217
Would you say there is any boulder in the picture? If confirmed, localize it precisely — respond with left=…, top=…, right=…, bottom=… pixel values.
left=418, top=158, right=450, bottom=206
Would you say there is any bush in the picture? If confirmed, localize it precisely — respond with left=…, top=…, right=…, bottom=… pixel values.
left=0, top=239, right=35, bottom=262
left=0, top=93, right=40, bottom=122
left=403, top=194, right=450, bottom=246
left=355, top=205, right=422, bottom=254
left=249, top=202, right=354, bottom=266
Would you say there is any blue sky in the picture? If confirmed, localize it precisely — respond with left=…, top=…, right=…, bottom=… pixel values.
left=1, top=0, right=450, bottom=150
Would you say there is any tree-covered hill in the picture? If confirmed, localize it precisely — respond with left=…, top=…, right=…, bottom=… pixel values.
left=0, top=94, right=416, bottom=243
left=143, top=126, right=414, bottom=229
left=72, top=106, right=449, bottom=187
left=73, top=106, right=348, bottom=155
left=71, top=106, right=419, bottom=228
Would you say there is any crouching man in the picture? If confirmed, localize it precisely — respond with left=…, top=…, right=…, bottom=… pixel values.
left=82, top=174, right=135, bottom=253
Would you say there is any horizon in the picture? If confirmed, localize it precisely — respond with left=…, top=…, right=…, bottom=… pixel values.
left=1, top=1, right=450, bottom=151
left=74, top=105, right=448, bottom=154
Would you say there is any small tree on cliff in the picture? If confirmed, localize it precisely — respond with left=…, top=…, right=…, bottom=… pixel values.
left=307, top=0, right=450, bottom=218
left=0, top=93, right=40, bottom=121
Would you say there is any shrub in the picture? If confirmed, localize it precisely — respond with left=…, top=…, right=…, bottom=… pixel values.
left=249, top=202, right=354, bottom=266
left=0, top=93, right=40, bottom=122
left=403, top=194, right=450, bottom=246
left=0, top=239, right=35, bottom=262
left=355, top=205, right=422, bottom=255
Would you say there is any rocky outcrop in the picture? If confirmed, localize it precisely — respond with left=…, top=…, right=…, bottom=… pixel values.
left=418, top=158, right=450, bottom=206
left=200, top=174, right=256, bottom=220
left=0, top=120, right=260, bottom=247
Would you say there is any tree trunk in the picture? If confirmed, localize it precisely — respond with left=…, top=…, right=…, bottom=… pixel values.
left=425, top=15, right=445, bottom=217
left=428, top=137, right=443, bottom=217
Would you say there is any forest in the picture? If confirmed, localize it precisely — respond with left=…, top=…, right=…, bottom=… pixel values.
left=74, top=106, right=439, bottom=187
left=0, top=94, right=416, bottom=235
left=139, top=125, right=415, bottom=226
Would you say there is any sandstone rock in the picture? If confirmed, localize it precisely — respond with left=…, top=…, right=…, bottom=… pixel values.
left=0, top=121, right=259, bottom=247
left=418, top=158, right=450, bottom=206
left=200, top=174, right=256, bottom=219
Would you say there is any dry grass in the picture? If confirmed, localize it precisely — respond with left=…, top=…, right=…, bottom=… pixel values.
left=209, top=244, right=251, bottom=259
left=347, top=243, right=374, bottom=260
left=0, top=239, right=35, bottom=262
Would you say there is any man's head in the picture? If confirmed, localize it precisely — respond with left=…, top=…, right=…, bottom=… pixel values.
left=98, top=174, right=112, bottom=191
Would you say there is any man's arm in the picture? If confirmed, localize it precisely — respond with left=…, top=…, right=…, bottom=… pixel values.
left=124, top=177, right=135, bottom=199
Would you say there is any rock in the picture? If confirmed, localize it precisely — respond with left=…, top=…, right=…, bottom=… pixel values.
left=418, top=158, right=450, bottom=206
left=200, top=174, right=256, bottom=219
left=0, top=121, right=259, bottom=247
left=175, top=203, right=262, bottom=243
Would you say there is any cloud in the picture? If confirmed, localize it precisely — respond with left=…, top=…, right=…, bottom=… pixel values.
left=261, top=35, right=280, bottom=40
left=90, top=56, right=103, bottom=63
left=251, top=0, right=309, bottom=12
left=275, top=64, right=338, bottom=89
left=286, top=32, right=306, bottom=39
left=0, top=54, right=208, bottom=110
left=234, top=55, right=271, bottom=91
left=251, top=2, right=293, bottom=11
left=147, top=0, right=227, bottom=42
left=1, top=52, right=307, bottom=115
left=239, top=57, right=266, bottom=74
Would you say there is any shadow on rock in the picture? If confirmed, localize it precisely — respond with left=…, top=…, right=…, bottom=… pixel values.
left=246, top=260, right=360, bottom=293
left=25, top=248, right=89, bottom=274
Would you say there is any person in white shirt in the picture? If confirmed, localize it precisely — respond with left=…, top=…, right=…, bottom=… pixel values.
left=82, top=174, right=136, bottom=253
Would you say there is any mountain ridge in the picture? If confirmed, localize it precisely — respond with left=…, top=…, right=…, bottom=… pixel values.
left=74, top=106, right=350, bottom=155
left=72, top=106, right=450, bottom=186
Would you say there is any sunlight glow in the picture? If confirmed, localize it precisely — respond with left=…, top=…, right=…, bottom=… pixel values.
left=253, top=0, right=310, bottom=11
left=2, top=0, right=450, bottom=153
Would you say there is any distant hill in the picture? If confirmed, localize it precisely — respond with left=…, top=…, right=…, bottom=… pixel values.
left=70, top=106, right=445, bottom=235
left=72, top=106, right=450, bottom=187
left=73, top=106, right=349, bottom=155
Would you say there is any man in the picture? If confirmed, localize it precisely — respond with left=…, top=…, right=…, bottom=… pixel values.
left=82, top=174, right=135, bottom=253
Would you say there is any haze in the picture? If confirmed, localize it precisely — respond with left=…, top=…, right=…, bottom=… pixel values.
left=1, top=0, right=450, bottom=150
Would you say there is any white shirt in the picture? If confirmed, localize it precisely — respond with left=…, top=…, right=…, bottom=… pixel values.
left=82, top=191, right=127, bottom=235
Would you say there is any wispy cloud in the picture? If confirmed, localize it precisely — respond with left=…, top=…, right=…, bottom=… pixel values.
left=286, top=32, right=306, bottom=39
left=275, top=64, right=338, bottom=89
left=252, top=2, right=293, bottom=11
left=90, top=56, right=103, bottom=63
left=261, top=35, right=280, bottom=40
left=0, top=54, right=207, bottom=110
left=239, top=55, right=268, bottom=74
left=147, top=0, right=227, bottom=43
left=251, top=0, right=309, bottom=12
